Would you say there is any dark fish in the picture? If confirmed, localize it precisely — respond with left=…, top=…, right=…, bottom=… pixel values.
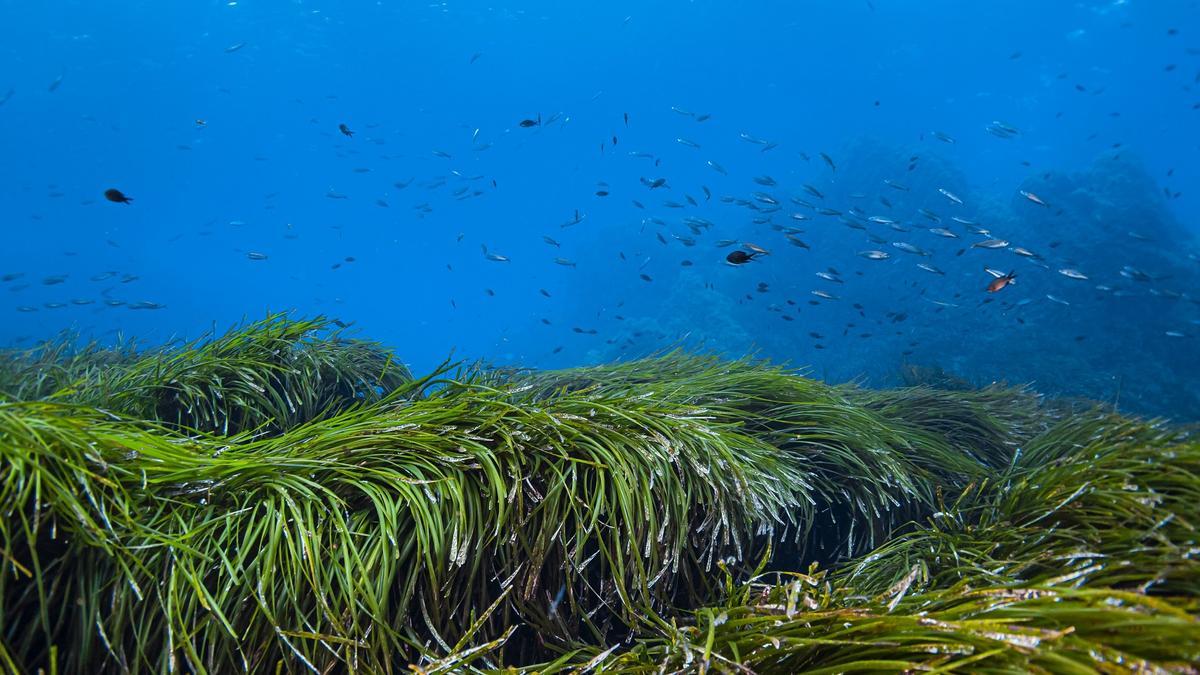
left=725, top=250, right=761, bottom=265
left=519, top=114, right=542, bottom=128
left=104, top=188, right=132, bottom=204
left=338, top=124, right=354, bottom=137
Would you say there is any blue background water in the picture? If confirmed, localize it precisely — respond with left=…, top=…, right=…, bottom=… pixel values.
left=2, top=0, right=1198, bottom=417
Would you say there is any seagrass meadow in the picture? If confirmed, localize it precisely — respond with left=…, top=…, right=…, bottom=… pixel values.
left=0, top=315, right=1197, bottom=674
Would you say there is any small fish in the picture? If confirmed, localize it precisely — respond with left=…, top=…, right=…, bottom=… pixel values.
left=972, top=239, right=1009, bottom=249
left=1045, top=294, right=1071, bottom=306
left=1058, top=268, right=1088, bottom=280
left=246, top=251, right=268, bottom=260
left=932, top=131, right=956, bottom=144
left=917, top=263, right=944, bottom=275
left=819, top=152, right=836, bottom=171
left=706, top=160, right=727, bottom=175
left=128, top=301, right=166, bottom=310
left=519, top=114, right=541, bottom=128
left=542, top=236, right=560, bottom=247
left=917, top=209, right=941, bottom=223
left=891, top=241, right=928, bottom=256
left=555, top=257, right=577, bottom=268
left=859, top=250, right=890, bottom=260
left=42, top=274, right=68, bottom=285
left=338, top=123, right=354, bottom=137
left=802, top=184, right=824, bottom=199
left=985, top=120, right=1020, bottom=138
left=104, top=188, right=132, bottom=204
left=786, top=235, right=810, bottom=250
left=224, top=42, right=246, bottom=53
left=675, top=137, right=701, bottom=148
left=883, top=179, right=910, bottom=191
left=986, top=271, right=1017, bottom=293
left=725, top=250, right=762, bottom=265
left=812, top=290, right=839, bottom=300
left=1020, top=190, right=1048, bottom=206
left=481, top=245, right=510, bottom=262
left=928, top=228, right=958, bottom=238
left=938, top=188, right=964, bottom=205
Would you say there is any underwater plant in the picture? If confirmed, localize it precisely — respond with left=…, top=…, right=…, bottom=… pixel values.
left=0, top=317, right=1196, bottom=673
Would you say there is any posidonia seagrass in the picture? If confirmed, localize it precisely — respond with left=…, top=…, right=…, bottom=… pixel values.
left=1, top=315, right=1196, bottom=673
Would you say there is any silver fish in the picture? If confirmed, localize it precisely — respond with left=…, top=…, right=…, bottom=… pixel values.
left=972, top=239, right=1009, bottom=249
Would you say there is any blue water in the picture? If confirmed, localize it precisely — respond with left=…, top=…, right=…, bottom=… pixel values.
left=2, top=0, right=1198, bottom=417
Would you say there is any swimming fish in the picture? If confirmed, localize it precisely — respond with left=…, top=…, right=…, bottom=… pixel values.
left=938, top=188, right=964, bottom=205
left=338, top=123, right=354, bottom=137
left=725, top=250, right=762, bottom=265
left=1020, top=190, right=1048, bottom=206
left=104, top=188, right=132, bottom=204
left=986, top=270, right=1016, bottom=293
